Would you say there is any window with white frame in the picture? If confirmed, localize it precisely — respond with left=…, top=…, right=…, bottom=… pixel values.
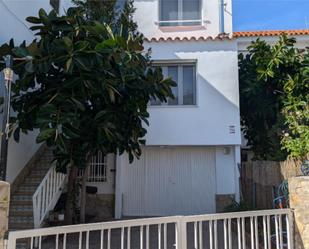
left=151, top=62, right=196, bottom=106
left=159, top=0, right=202, bottom=26
left=78, top=151, right=107, bottom=182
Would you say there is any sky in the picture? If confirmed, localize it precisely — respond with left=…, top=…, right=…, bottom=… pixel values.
left=233, top=0, right=309, bottom=31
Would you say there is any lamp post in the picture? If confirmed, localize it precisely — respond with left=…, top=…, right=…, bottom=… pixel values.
left=0, top=55, right=14, bottom=181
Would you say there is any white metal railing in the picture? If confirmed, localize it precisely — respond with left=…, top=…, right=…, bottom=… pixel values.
left=8, top=208, right=293, bottom=249
left=181, top=208, right=293, bottom=249
left=32, top=163, right=66, bottom=228
left=156, top=19, right=203, bottom=27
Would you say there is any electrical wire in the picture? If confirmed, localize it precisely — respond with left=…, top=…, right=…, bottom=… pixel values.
left=0, top=0, right=33, bottom=36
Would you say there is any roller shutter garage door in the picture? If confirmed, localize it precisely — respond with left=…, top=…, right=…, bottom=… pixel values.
left=122, top=147, right=216, bottom=216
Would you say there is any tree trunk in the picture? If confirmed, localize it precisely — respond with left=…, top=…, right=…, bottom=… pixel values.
left=80, top=163, right=89, bottom=223
left=65, top=166, right=78, bottom=224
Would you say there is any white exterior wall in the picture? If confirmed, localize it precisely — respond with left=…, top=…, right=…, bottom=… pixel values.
left=237, top=35, right=309, bottom=52
left=133, top=0, right=233, bottom=40
left=0, top=0, right=51, bottom=183
left=5, top=132, right=41, bottom=183
left=145, top=40, right=241, bottom=146
left=124, top=0, right=240, bottom=216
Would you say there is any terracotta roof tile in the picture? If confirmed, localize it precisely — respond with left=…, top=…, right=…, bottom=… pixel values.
left=234, top=30, right=309, bottom=38
left=144, top=30, right=309, bottom=42
left=144, top=33, right=231, bottom=42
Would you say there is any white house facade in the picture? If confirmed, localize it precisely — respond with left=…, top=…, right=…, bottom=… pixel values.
left=113, top=0, right=241, bottom=218
left=0, top=0, right=243, bottom=228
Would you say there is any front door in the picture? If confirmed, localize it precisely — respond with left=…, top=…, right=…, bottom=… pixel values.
left=86, top=152, right=115, bottom=194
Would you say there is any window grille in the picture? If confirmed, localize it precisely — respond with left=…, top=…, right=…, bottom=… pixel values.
left=78, top=151, right=107, bottom=182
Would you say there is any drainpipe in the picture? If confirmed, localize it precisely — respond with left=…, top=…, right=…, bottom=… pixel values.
left=219, top=0, right=225, bottom=34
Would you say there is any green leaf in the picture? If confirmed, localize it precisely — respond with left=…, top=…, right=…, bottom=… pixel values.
left=70, top=98, right=85, bottom=111
left=13, top=127, right=20, bottom=142
left=26, top=16, right=42, bottom=24
left=27, top=42, right=40, bottom=56
left=36, top=128, right=55, bottom=143
left=65, top=58, right=73, bottom=73
left=12, top=47, right=29, bottom=57
left=95, top=39, right=117, bottom=51
left=104, top=24, right=115, bottom=39
left=74, top=57, right=90, bottom=71
left=38, top=9, right=48, bottom=20
left=25, top=61, right=35, bottom=73
left=94, top=110, right=108, bottom=121
left=63, top=37, right=73, bottom=49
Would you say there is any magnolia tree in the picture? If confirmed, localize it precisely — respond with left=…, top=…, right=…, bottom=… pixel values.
left=0, top=0, right=175, bottom=223
left=239, top=35, right=309, bottom=161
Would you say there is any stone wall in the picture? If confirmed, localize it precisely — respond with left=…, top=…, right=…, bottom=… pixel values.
left=85, top=194, right=114, bottom=222
left=289, top=176, right=309, bottom=249
left=0, top=181, right=10, bottom=249
left=216, top=194, right=235, bottom=212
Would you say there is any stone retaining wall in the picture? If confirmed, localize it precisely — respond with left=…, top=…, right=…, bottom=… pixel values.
left=0, top=181, right=10, bottom=249
left=289, top=176, right=309, bottom=249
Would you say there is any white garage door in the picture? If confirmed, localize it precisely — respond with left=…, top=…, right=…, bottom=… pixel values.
left=122, top=147, right=216, bottom=216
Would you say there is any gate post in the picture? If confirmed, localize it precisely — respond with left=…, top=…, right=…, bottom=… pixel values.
left=177, top=217, right=187, bottom=249
left=0, top=181, right=10, bottom=249
left=288, top=176, right=309, bottom=249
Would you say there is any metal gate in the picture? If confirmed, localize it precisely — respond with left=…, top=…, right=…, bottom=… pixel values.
left=7, top=209, right=293, bottom=249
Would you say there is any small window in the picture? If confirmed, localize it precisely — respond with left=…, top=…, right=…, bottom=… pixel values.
left=159, top=0, right=201, bottom=26
left=151, top=63, right=196, bottom=106
left=78, top=151, right=107, bottom=182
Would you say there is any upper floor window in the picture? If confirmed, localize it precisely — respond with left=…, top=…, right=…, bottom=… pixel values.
left=159, top=0, right=202, bottom=26
left=151, top=62, right=196, bottom=106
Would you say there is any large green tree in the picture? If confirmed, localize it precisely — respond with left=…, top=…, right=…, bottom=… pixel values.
left=239, top=34, right=309, bottom=161
left=0, top=0, right=175, bottom=223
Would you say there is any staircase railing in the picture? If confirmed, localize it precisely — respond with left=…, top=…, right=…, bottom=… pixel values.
left=32, top=163, right=66, bottom=228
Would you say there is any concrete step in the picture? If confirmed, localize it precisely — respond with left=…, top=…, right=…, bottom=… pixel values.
left=10, top=200, right=32, bottom=206
left=9, top=217, right=34, bottom=226
left=30, top=170, right=48, bottom=177
left=13, top=191, right=33, bottom=196
left=9, top=211, right=33, bottom=217
left=34, top=161, right=53, bottom=168
left=17, top=185, right=37, bottom=192
left=11, top=195, right=32, bottom=202
left=9, top=222, right=34, bottom=230
left=10, top=205, right=33, bottom=212
left=24, top=178, right=42, bottom=185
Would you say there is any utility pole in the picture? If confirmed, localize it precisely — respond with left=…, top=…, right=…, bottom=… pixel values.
left=0, top=55, right=13, bottom=181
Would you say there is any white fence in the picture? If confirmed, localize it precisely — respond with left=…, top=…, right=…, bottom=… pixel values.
left=7, top=209, right=293, bottom=249
left=32, top=163, right=66, bottom=228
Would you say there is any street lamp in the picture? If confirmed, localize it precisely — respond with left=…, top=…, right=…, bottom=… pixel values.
left=0, top=55, right=14, bottom=181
